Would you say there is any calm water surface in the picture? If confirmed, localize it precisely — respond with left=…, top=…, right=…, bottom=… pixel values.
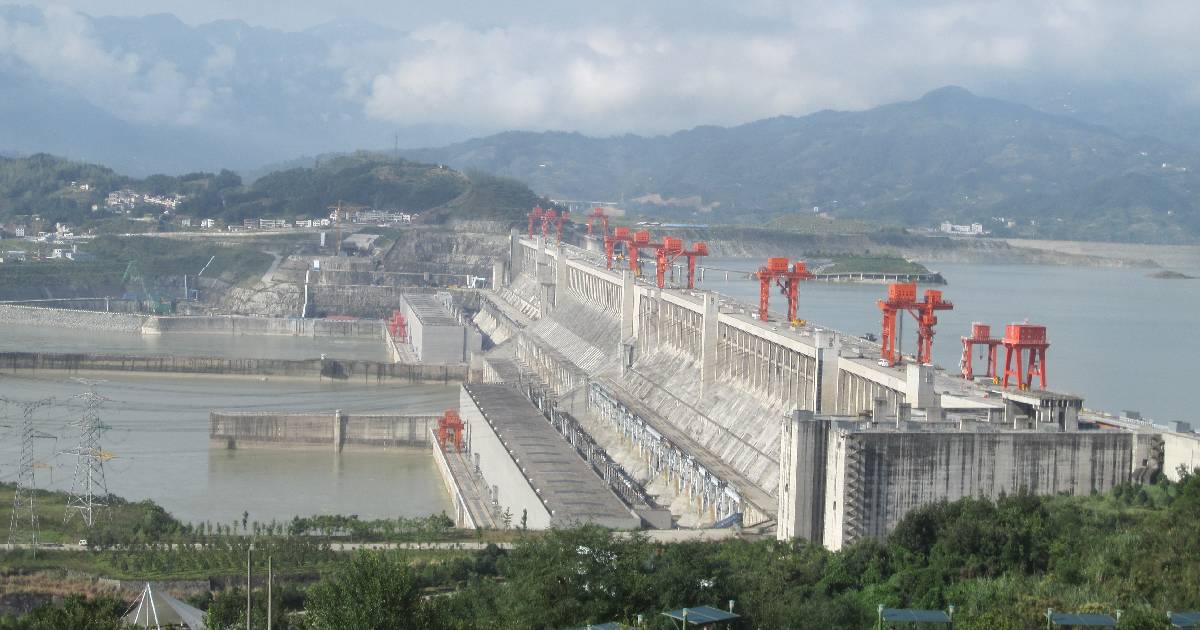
left=0, top=371, right=456, bottom=524
left=698, top=259, right=1200, bottom=423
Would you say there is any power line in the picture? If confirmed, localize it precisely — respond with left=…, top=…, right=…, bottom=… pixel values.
left=6, top=398, right=55, bottom=549
left=63, top=386, right=113, bottom=529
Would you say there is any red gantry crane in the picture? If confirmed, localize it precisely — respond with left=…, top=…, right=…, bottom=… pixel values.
left=753, top=257, right=813, bottom=324
left=877, top=283, right=954, bottom=367
left=960, top=322, right=1001, bottom=381
left=436, top=409, right=465, bottom=452
left=627, top=230, right=662, bottom=277
left=538, top=208, right=569, bottom=244
left=604, top=226, right=633, bottom=270
left=654, top=237, right=709, bottom=289
left=387, top=309, right=408, bottom=342
left=586, top=206, right=609, bottom=237
left=527, top=206, right=543, bottom=238
left=1001, top=323, right=1049, bottom=390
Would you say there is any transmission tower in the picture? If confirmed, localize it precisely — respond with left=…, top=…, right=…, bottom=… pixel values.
left=7, top=398, right=54, bottom=548
left=63, top=391, right=112, bottom=528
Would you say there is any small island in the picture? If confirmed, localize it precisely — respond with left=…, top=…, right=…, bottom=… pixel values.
left=1148, top=270, right=1196, bottom=280
left=810, top=255, right=947, bottom=285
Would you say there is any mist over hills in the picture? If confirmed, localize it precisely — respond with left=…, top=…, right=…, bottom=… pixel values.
left=404, top=87, right=1200, bottom=243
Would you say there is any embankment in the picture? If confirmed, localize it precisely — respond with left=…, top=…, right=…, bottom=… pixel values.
left=0, top=304, right=146, bottom=333
left=210, top=410, right=438, bottom=451
left=0, top=352, right=466, bottom=383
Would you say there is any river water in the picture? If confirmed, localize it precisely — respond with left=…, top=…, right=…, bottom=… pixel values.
left=0, top=369, right=456, bottom=525
left=699, top=259, right=1200, bottom=423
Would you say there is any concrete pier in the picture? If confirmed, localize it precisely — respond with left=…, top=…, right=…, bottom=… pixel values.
left=209, top=410, right=439, bottom=450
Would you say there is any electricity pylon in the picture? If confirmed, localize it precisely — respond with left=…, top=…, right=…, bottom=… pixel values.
left=63, top=391, right=113, bottom=528
left=6, top=398, right=55, bottom=548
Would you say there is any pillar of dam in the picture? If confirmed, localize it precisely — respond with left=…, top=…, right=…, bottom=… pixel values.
left=333, top=409, right=343, bottom=453
left=620, top=270, right=635, bottom=341
left=699, top=292, right=720, bottom=398
left=508, top=229, right=523, bottom=278
left=492, top=261, right=506, bottom=290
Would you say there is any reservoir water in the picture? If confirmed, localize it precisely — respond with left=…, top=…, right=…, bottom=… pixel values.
left=700, top=259, right=1200, bottom=423
left=0, top=370, right=456, bottom=525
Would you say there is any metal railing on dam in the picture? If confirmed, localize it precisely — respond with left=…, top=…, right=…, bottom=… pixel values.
left=0, top=351, right=467, bottom=383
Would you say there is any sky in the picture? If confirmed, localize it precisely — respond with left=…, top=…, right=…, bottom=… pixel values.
left=6, top=1, right=1200, bottom=140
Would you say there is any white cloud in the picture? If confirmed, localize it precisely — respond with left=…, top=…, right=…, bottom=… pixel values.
left=0, top=6, right=222, bottom=125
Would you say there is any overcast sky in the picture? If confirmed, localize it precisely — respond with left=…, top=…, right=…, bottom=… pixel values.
left=8, top=1, right=1200, bottom=137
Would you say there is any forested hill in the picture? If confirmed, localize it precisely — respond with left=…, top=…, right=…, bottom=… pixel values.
left=0, top=152, right=542, bottom=227
left=404, top=86, right=1200, bottom=243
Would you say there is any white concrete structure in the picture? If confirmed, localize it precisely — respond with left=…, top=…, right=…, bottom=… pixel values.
left=401, top=293, right=467, bottom=364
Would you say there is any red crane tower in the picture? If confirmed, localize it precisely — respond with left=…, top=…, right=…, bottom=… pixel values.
left=586, top=207, right=609, bottom=237
left=540, top=208, right=556, bottom=238
left=960, top=322, right=1001, bottom=381
left=654, top=237, right=709, bottom=289
left=436, top=409, right=465, bottom=452
left=627, top=230, right=663, bottom=277
left=527, top=206, right=543, bottom=238
left=877, top=283, right=953, bottom=366
left=387, top=310, right=408, bottom=342
left=1001, top=323, right=1049, bottom=390
left=681, top=241, right=708, bottom=289
left=753, top=257, right=813, bottom=324
left=604, top=226, right=633, bottom=270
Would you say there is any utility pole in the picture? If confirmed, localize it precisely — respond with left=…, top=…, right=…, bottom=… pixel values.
left=63, top=389, right=112, bottom=527
left=6, top=398, right=54, bottom=551
left=247, top=544, right=253, bottom=630
left=267, top=555, right=273, bottom=630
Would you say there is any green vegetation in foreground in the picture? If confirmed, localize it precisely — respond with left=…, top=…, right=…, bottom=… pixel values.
left=815, top=254, right=931, bottom=275
left=4, top=470, right=1200, bottom=628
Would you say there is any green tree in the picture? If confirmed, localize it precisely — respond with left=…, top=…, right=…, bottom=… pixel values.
left=304, top=550, right=441, bottom=630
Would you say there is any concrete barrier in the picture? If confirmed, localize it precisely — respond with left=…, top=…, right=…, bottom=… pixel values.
left=0, top=304, right=146, bottom=333
left=144, top=315, right=383, bottom=338
left=0, top=352, right=467, bottom=383
left=210, top=410, right=438, bottom=450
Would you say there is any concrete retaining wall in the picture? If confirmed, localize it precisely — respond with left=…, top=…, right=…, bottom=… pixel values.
left=0, top=352, right=466, bottom=383
left=1164, top=432, right=1200, bottom=480
left=210, top=410, right=438, bottom=450
left=0, top=304, right=146, bottom=333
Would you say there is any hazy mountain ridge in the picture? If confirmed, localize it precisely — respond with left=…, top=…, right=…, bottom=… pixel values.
left=0, top=152, right=542, bottom=227
left=403, top=87, right=1200, bottom=242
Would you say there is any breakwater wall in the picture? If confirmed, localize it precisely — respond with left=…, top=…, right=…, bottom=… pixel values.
left=210, top=410, right=438, bottom=451
left=0, top=352, right=466, bottom=383
left=0, top=304, right=146, bottom=333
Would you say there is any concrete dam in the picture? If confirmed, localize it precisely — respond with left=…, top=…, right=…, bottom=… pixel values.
left=446, top=230, right=1200, bottom=546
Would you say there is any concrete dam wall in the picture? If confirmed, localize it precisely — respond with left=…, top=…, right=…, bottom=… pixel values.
left=210, top=410, right=439, bottom=450
left=0, top=352, right=467, bottom=383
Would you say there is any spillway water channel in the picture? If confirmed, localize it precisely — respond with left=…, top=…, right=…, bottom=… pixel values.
left=699, top=259, right=1200, bottom=423
left=0, top=331, right=453, bottom=524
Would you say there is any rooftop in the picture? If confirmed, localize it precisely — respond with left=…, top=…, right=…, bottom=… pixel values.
left=463, top=384, right=639, bottom=528
left=403, top=293, right=459, bottom=327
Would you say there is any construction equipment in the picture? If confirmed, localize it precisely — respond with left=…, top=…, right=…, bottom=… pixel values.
left=627, top=230, right=664, bottom=277
left=961, top=323, right=1001, bottom=381
left=528, top=206, right=544, bottom=238
left=653, top=237, right=709, bottom=289
left=121, top=260, right=173, bottom=315
left=436, top=409, right=465, bottom=452
left=538, top=208, right=569, bottom=244
left=877, top=283, right=954, bottom=366
left=586, top=207, right=609, bottom=237
left=604, top=226, right=634, bottom=270
left=753, top=257, right=813, bottom=324
left=1001, top=323, right=1049, bottom=390
left=387, top=310, right=408, bottom=341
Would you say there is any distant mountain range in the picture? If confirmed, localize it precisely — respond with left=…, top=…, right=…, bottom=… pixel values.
left=404, top=87, right=1200, bottom=243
